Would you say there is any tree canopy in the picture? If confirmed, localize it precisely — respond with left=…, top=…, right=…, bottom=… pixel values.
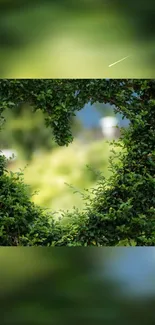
left=0, top=79, right=155, bottom=246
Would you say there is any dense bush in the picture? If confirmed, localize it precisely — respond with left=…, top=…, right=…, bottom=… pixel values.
left=0, top=154, right=60, bottom=246
left=0, top=79, right=155, bottom=246
left=0, top=151, right=91, bottom=246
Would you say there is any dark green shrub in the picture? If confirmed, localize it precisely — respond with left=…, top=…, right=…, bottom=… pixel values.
left=0, top=154, right=73, bottom=246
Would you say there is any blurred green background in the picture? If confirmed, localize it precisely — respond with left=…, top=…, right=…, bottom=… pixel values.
left=0, top=0, right=154, bottom=77
left=1, top=248, right=155, bottom=325
left=0, top=103, right=124, bottom=217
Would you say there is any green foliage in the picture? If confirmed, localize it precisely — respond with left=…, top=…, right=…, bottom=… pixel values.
left=0, top=156, right=40, bottom=245
left=0, top=79, right=155, bottom=246
left=0, top=155, right=75, bottom=247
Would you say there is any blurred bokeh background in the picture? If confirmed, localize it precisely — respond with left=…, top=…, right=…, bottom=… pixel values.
left=0, top=0, right=155, bottom=78
left=1, top=248, right=155, bottom=325
left=0, top=102, right=129, bottom=217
